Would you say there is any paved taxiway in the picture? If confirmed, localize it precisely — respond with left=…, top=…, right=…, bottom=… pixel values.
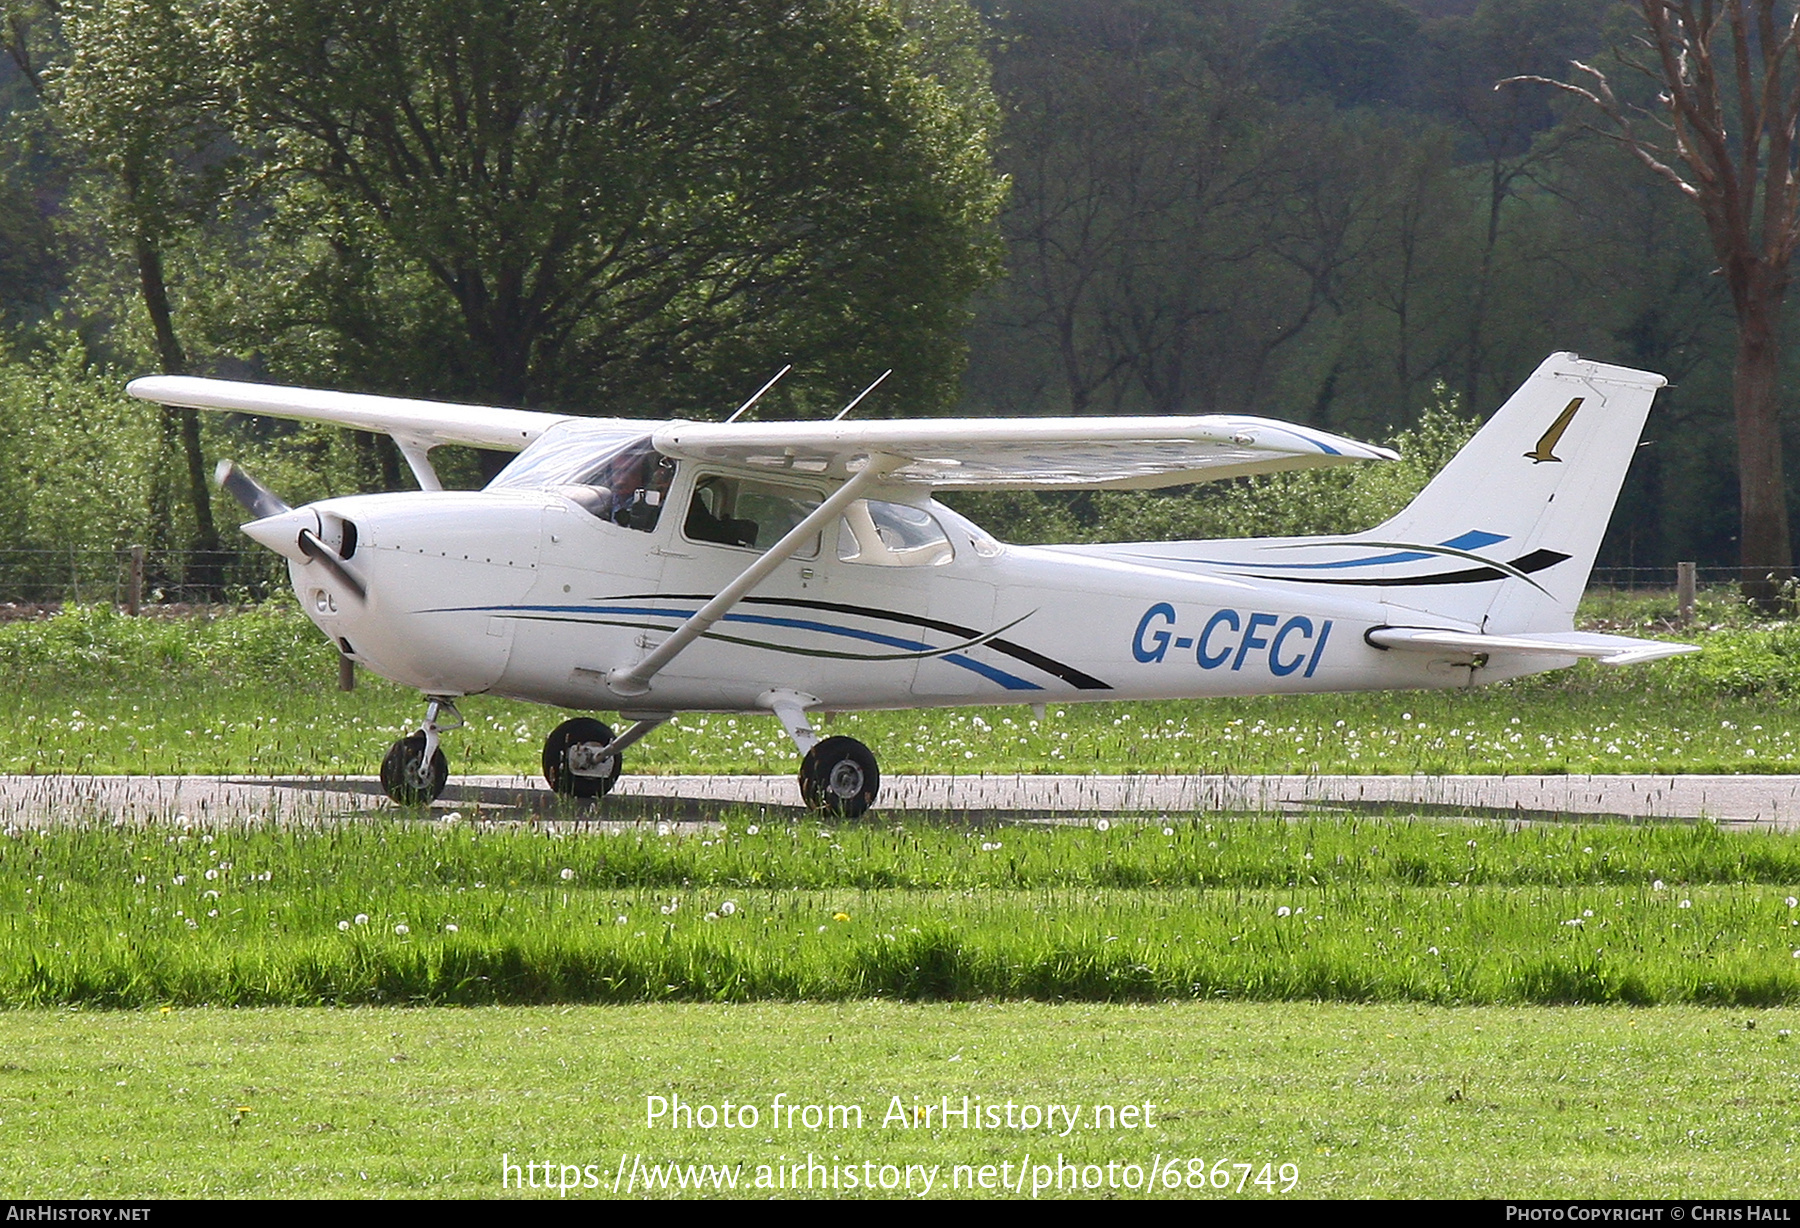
left=2, top=772, right=1799, bottom=829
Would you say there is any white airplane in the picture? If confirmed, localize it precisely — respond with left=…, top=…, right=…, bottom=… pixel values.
left=127, top=352, right=1696, bottom=816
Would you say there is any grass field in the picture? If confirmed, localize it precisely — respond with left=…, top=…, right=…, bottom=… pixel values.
left=2, top=595, right=1798, bottom=1198
left=3, top=1000, right=1798, bottom=1199
left=8, top=815, right=1800, bottom=1009
left=0, top=591, right=1796, bottom=778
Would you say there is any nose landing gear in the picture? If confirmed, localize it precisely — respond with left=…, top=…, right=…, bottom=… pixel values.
left=381, top=696, right=461, bottom=805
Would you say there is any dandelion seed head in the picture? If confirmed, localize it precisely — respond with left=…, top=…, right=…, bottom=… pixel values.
left=560, top=867, right=575, bottom=881
left=720, top=901, right=737, bottom=916
left=1095, top=819, right=1111, bottom=832
left=1679, top=899, right=1692, bottom=909
left=355, top=914, right=369, bottom=925
left=1276, top=906, right=1291, bottom=917
left=444, top=924, right=458, bottom=934
left=338, top=920, right=350, bottom=931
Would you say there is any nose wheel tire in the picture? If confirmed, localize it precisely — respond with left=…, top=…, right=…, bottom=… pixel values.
left=380, top=732, right=449, bottom=806
left=543, top=717, right=622, bottom=798
left=799, top=735, right=879, bottom=818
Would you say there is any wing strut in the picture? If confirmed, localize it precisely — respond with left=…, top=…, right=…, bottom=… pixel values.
left=606, top=455, right=902, bottom=697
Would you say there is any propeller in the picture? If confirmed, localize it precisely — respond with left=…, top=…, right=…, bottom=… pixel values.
left=217, top=459, right=366, bottom=603
left=215, top=459, right=291, bottom=520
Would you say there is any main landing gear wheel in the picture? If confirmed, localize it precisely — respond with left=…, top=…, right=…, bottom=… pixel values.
left=380, top=731, right=449, bottom=806
left=799, top=735, right=880, bottom=819
left=543, top=717, right=622, bottom=799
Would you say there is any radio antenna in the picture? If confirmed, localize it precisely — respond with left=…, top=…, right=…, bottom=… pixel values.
left=725, top=364, right=793, bottom=423
left=832, top=369, right=892, bottom=421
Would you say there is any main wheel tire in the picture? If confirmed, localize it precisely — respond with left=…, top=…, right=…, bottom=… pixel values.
left=799, top=735, right=879, bottom=818
left=380, top=732, right=448, bottom=806
left=542, top=717, right=621, bottom=798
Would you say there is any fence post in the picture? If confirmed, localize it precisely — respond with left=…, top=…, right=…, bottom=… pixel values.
left=339, top=649, right=356, bottom=692
left=126, top=545, right=145, bottom=616
left=1677, top=561, right=1696, bottom=623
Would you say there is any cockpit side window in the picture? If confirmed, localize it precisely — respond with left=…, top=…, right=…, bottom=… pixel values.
left=683, top=474, right=821, bottom=557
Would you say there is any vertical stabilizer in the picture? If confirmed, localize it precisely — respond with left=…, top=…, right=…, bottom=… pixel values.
left=1361, top=352, right=1664, bottom=632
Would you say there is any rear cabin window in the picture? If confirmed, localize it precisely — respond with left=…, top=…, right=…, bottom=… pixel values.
left=837, top=500, right=954, bottom=567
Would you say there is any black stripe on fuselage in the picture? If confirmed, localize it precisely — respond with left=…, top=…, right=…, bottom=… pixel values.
left=1231, top=548, right=1571, bottom=588
left=604, top=592, right=1113, bottom=690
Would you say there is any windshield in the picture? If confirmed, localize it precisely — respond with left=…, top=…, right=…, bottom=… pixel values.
left=488, top=421, right=676, bottom=532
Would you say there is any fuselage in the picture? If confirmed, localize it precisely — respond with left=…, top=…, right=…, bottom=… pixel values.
left=277, top=460, right=1525, bottom=719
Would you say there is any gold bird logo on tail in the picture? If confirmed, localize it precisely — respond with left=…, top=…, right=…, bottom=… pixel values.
left=1524, top=397, right=1583, bottom=463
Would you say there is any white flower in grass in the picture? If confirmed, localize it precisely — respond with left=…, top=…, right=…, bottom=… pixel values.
left=172, top=875, right=186, bottom=886
left=1163, top=827, right=1175, bottom=836
left=444, top=924, right=458, bottom=934
left=338, top=920, right=350, bottom=931
left=394, top=924, right=409, bottom=935
left=1276, top=906, right=1291, bottom=917
left=746, top=825, right=760, bottom=835
left=560, top=867, right=575, bottom=881
left=1653, top=880, right=1666, bottom=891
left=355, top=914, right=369, bottom=926
left=1679, top=900, right=1693, bottom=909
left=1095, top=819, right=1111, bottom=832
left=1787, top=897, right=1797, bottom=909
left=704, top=912, right=719, bottom=922
left=719, top=901, right=737, bottom=916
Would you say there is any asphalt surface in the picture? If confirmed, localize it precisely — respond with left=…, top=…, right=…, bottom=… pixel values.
left=2, top=772, right=1799, bottom=829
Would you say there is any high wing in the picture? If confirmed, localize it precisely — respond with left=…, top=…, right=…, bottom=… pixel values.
left=126, top=375, right=573, bottom=492
left=127, top=374, right=1396, bottom=493
left=652, top=416, right=1396, bottom=490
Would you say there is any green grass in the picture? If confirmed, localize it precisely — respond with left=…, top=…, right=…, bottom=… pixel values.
left=3, top=1000, right=1797, bottom=1198
left=0, top=592, right=1796, bottom=776
left=9, top=817, right=1800, bottom=1009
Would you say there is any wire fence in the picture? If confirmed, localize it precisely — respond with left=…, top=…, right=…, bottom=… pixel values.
left=0, top=548, right=287, bottom=611
left=1588, top=566, right=1793, bottom=593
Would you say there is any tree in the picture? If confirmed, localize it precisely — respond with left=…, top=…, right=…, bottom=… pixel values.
left=9, top=0, right=228, bottom=587
left=211, top=0, right=1004, bottom=418
left=1516, top=0, right=1799, bottom=604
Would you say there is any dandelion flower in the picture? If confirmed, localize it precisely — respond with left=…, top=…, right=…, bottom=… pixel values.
left=833, top=912, right=850, bottom=922
left=719, top=901, right=737, bottom=916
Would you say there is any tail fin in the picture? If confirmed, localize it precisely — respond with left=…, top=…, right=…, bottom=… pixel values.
left=1359, top=352, right=1664, bottom=632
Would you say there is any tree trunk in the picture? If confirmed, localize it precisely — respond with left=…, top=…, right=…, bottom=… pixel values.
left=1731, top=293, right=1794, bottom=608
left=136, top=233, right=223, bottom=598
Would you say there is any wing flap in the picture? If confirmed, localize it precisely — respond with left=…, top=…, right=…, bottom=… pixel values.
left=652, top=416, right=1397, bottom=490
left=1368, top=626, right=1699, bottom=666
left=126, top=376, right=571, bottom=454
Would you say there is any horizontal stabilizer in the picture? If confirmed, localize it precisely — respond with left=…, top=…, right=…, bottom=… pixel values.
left=1367, top=627, right=1699, bottom=666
